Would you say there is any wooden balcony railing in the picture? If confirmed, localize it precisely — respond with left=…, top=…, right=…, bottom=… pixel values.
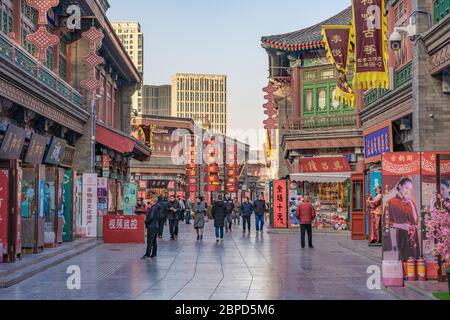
left=281, top=114, right=358, bottom=131
left=0, top=32, right=84, bottom=109
left=434, top=0, right=450, bottom=24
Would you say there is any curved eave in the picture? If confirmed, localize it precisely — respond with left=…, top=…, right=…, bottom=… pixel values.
left=261, top=39, right=324, bottom=52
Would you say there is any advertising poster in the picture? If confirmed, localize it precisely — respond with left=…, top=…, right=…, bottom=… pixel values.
left=63, top=170, right=73, bottom=242
left=366, top=172, right=382, bottom=237
left=382, top=153, right=421, bottom=262
left=116, top=181, right=124, bottom=212
left=421, top=152, right=450, bottom=263
left=97, top=178, right=108, bottom=216
left=288, top=181, right=301, bottom=229
left=108, top=179, right=117, bottom=213
left=82, top=174, right=98, bottom=238
left=0, top=170, right=9, bottom=251
left=273, top=180, right=288, bottom=229
left=75, top=176, right=83, bottom=237
left=123, top=183, right=137, bottom=216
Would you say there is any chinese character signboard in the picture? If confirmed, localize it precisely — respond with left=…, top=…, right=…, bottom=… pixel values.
left=300, top=157, right=352, bottom=173
left=0, top=124, right=27, bottom=160
left=365, top=125, right=392, bottom=161
left=273, top=180, right=288, bottom=229
left=97, top=178, right=108, bottom=217
left=24, top=133, right=48, bottom=165
left=322, top=25, right=355, bottom=106
left=82, top=173, right=97, bottom=238
left=352, top=0, right=390, bottom=89
left=103, top=215, right=145, bottom=244
left=381, top=153, right=421, bottom=262
left=44, top=137, right=67, bottom=165
left=0, top=170, right=9, bottom=251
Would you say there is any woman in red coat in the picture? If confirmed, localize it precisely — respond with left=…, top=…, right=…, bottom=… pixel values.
left=384, top=178, right=420, bottom=262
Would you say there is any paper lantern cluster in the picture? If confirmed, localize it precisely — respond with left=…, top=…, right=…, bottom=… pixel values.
left=263, top=83, right=278, bottom=130
left=185, top=138, right=198, bottom=194
left=225, top=142, right=238, bottom=193
left=204, top=137, right=221, bottom=193
left=25, top=0, right=60, bottom=62
left=80, top=26, right=105, bottom=94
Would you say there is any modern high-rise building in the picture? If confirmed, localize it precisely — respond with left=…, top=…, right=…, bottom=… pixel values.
left=171, top=74, right=227, bottom=134
left=112, top=21, right=144, bottom=114
left=142, top=85, right=171, bottom=116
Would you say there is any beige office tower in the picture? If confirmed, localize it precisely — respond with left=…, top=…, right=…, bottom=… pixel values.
left=171, top=74, right=227, bottom=134
left=112, top=21, right=144, bottom=114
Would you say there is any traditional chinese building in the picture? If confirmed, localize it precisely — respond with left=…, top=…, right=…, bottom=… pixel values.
left=0, top=0, right=150, bottom=263
left=261, top=6, right=365, bottom=230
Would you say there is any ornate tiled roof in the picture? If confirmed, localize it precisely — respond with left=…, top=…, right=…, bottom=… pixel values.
left=261, top=6, right=352, bottom=52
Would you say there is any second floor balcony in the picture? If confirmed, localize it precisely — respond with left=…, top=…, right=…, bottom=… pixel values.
left=0, top=32, right=84, bottom=109
left=281, top=113, right=358, bottom=131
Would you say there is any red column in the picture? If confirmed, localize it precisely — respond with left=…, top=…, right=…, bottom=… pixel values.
left=13, top=0, right=22, bottom=45
left=291, top=67, right=301, bottom=121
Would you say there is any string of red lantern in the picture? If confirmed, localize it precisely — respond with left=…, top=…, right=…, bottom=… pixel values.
left=25, top=0, right=60, bottom=62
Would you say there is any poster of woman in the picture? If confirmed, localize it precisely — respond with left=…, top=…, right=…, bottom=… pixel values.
left=382, top=153, right=422, bottom=262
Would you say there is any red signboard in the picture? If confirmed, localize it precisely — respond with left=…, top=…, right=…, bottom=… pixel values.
left=103, top=215, right=145, bottom=244
left=273, top=180, right=288, bottom=229
left=421, top=152, right=450, bottom=175
left=382, top=152, right=421, bottom=176
left=300, top=157, right=351, bottom=173
left=0, top=170, right=9, bottom=251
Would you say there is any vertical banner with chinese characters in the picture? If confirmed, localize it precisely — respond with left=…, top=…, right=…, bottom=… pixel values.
left=82, top=174, right=98, bottom=238
left=321, top=25, right=356, bottom=106
left=269, top=180, right=274, bottom=227
left=273, top=180, right=288, bottom=229
left=352, top=0, right=390, bottom=89
left=382, top=153, right=421, bottom=262
left=0, top=170, right=9, bottom=252
left=97, top=178, right=108, bottom=217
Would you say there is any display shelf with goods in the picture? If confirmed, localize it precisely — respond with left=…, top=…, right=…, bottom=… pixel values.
left=304, top=182, right=349, bottom=230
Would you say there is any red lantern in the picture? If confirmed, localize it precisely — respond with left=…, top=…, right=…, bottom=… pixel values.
left=226, top=163, right=239, bottom=169
left=186, top=170, right=197, bottom=177
left=204, top=185, right=221, bottom=192
left=205, top=166, right=219, bottom=174
left=186, top=185, right=198, bottom=193
left=186, top=163, right=196, bottom=169
left=226, top=186, right=238, bottom=193
left=186, top=178, right=197, bottom=185
left=227, top=169, right=237, bottom=176
left=205, top=175, right=220, bottom=183
left=226, top=177, right=238, bottom=185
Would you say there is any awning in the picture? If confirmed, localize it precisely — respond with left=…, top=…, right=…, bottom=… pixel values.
left=289, top=172, right=352, bottom=183
left=96, top=123, right=151, bottom=161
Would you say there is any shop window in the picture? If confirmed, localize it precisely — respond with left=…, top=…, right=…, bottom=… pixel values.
left=304, top=89, right=313, bottom=113
left=352, top=180, right=363, bottom=211
left=320, top=69, right=335, bottom=79
left=317, top=88, right=327, bottom=111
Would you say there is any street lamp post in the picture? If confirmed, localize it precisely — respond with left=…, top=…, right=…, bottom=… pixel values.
left=91, top=91, right=97, bottom=173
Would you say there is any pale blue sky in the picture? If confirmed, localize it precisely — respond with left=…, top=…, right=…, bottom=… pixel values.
left=108, top=0, right=351, bottom=148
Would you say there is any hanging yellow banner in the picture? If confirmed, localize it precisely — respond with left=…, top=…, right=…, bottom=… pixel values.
left=351, top=0, right=390, bottom=90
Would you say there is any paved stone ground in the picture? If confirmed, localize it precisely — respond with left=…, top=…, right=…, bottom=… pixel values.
left=0, top=221, right=396, bottom=300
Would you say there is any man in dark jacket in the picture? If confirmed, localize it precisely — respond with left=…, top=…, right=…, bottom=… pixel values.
left=224, top=194, right=234, bottom=232
left=142, top=197, right=162, bottom=259
left=253, top=195, right=267, bottom=233
left=167, top=195, right=181, bottom=240
left=240, top=197, right=254, bottom=233
left=295, top=196, right=316, bottom=249
left=158, top=197, right=168, bottom=238
left=212, top=195, right=226, bottom=242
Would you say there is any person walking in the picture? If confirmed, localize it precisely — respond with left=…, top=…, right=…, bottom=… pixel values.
left=157, top=197, right=168, bottom=238
left=185, top=197, right=192, bottom=225
left=224, top=194, right=234, bottom=232
left=232, top=198, right=240, bottom=226
left=178, top=196, right=186, bottom=222
left=253, top=195, right=267, bottom=233
left=167, top=195, right=181, bottom=240
left=193, top=196, right=207, bottom=241
left=295, top=196, right=316, bottom=249
left=240, top=197, right=254, bottom=233
left=212, top=195, right=226, bottom=242
left=141, top=197, right=162, bottom=259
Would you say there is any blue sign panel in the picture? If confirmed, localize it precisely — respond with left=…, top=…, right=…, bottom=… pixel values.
left=364, top=126, right=391, bottom=159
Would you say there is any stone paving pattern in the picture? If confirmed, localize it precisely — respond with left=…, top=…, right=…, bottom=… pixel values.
left=0, top=221, right=396, bottom=300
